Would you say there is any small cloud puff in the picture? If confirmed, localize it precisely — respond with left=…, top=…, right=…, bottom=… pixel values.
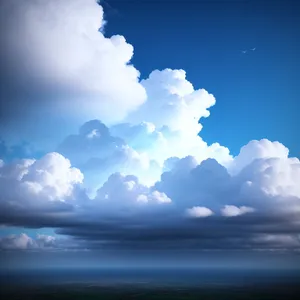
left=221, top=205, right=255, bottom=217
left=95, top=172, right=171, bottom=212
left=137, top=191, right=171, bottom=204
left=186, top=206, right=214, bottom=218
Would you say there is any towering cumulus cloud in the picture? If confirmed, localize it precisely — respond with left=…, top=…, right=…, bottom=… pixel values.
left=0, top=0, right=299, bottom=255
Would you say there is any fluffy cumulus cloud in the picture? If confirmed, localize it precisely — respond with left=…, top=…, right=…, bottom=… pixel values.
left=228, top=139, right=290, bottom=175
left=0, top=233, right=79, bottom=251
left=123, top=68, right=232, bottom=165
left=1, top=140, right=299, bottom=252
left=137, top=191, right=172, bottom=204
left=57, top=120, right=161, bottom=189
left=94, top=172, right=171, bottom=212
left=0, top=0, right=146, bottom=126
left=154, top=141, right=300, bottom=215
left=0, top=153, right=83, bottom=219
left=57, top=120, right=125, bottom=166
left=221, top=205, right=255, bottom=217
left=0, top=0, right=299, bottom=254
left=112, top=119, right=232, bottom=169
left=0, top=234, right=56, bottom=250
left=186, top=206, right=214, bottom=218
left=0, top=234, right=36, bottom=250
left=129, top=69, right=215, bottom=134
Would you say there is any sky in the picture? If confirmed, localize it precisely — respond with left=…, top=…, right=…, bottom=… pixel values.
left=0, top=0, right=299, bottom=270
left=102, top=0, right=300, bottom=158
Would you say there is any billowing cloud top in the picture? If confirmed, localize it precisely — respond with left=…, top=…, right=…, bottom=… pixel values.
left=0, top=0, right=299, bottom=255
left=0, top=0, right=145, bottom=125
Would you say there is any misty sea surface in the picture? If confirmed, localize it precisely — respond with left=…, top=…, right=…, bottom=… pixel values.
left=2, top=268, right=300, bottom=289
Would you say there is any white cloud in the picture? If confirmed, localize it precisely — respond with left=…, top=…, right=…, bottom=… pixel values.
left=0, top=233, right=34, bottom=250
left=155, top=157, right=232, bottom=209
left=186, top=206, right=214, bottom=218
left=0, top=0, right=146, bottom=123
left=137, top=191, right=171, bottom=204
left=221, top=205, right=255, bottom=217
left=95, top=172, right=171, bottom=211
left=110, top=122, right=166, bottom=154
left=0, top=233, right=78, bottom=251
left=0, top=233, right=55, bottom=250
left=0, top=153, right=83, bottom=211
left=121, top=68, right=232, bottom=166
left=229, top=139, right=289, bottom=175
left=110, top=121, right=232, bottom=167
left=129, top=69, right=215, bottom=134
left=57, top=120, right=161, bottom=189
left=253, top=234, right=300, bottom=249
left=237, top=156, right=300, bottom=212
left=155, top=144, right=300, bottom=217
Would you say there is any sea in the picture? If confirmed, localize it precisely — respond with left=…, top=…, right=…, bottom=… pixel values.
left=1, top=268, right=300, bottom=288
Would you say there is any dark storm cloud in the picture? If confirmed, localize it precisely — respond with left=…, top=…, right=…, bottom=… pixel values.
left=52, top=211, right=300, bottom=251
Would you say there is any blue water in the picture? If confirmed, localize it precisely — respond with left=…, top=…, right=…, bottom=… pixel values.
left=2, top=268, right=300, bottom=288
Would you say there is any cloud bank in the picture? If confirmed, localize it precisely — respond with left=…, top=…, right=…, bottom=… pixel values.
left=1, top=140, right=299, bottom=252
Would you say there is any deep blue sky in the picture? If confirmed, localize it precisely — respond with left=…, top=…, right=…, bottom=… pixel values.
left=103, top=0, right=299, bottom=157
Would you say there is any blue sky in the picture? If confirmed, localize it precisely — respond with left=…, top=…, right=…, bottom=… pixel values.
left=103, top=0, right=299, bottom=157
left=0, top=0, right=299, bottom=269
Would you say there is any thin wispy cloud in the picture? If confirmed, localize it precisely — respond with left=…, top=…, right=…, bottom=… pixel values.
left=241, top=47, right=256, bottom=54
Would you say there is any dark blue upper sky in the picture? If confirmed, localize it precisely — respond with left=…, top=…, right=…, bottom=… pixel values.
left=103, top=0, right=299, bottom=157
